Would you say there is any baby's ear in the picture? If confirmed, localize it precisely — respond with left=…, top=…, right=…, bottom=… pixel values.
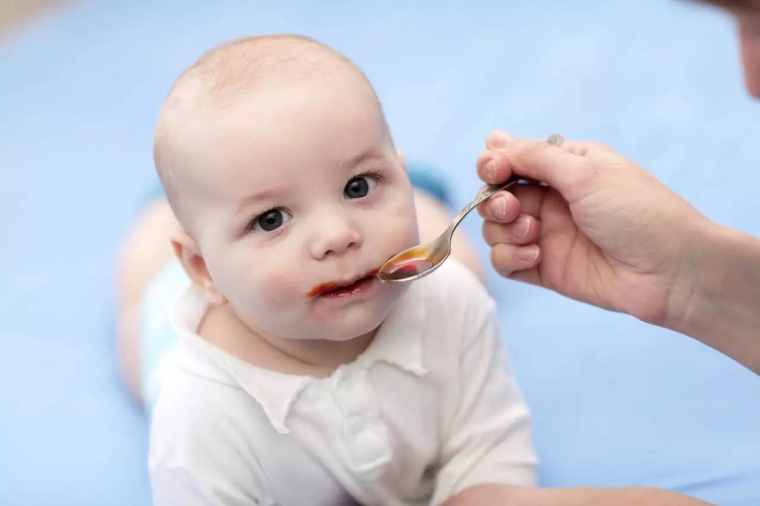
left=171, top=230, right=227, bottom=306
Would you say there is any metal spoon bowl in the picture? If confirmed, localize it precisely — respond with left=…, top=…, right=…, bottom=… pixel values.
left=377, top=134, right=564, bottom=283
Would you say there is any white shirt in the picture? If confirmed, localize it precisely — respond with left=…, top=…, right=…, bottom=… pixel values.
left=149, top=260, right=537, bottom=506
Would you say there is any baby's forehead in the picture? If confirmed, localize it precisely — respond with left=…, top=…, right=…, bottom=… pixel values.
left=158, top=36, right=374, bottom=160
left=155, top=36, right=384, bottom=221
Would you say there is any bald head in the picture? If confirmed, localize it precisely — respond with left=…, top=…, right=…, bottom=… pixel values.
left=154, top=35, right=383, bottom=230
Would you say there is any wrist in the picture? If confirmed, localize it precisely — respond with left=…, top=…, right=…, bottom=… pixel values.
left=662, top=216, right=719, bottom=332
left=665, top=220, right=760, bottom=373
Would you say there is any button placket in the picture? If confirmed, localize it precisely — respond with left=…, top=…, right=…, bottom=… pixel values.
left=334, top=366, right=392, bottom=477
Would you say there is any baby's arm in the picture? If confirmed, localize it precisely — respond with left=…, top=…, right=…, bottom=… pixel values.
left=430, top=301, right=537, bottom=505
left=431, top=302, right=710, bottom=506
left=443, top=483, right=711, bottom=505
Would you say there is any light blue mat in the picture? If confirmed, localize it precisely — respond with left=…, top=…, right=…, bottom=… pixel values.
left=1, top=1, right=758, bottom=505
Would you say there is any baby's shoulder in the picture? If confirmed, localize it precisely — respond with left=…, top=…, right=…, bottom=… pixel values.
left=151, top=362, right=237, bottom=433
left=150, top=353, right=265, bottom=447
left=398, top=259, right=497, bottom=354
left=411, top=258, right=495, bottom=315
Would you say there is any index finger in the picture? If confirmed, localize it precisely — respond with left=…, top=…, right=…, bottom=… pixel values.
left=477, top=149, right=513, bottom=185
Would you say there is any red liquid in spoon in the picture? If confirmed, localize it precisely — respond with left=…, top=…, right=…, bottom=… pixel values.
left=385, top=257, right=434, bottom=277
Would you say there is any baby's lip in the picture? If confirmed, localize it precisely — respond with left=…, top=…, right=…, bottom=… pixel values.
left=307, top=267, right=380, bottom=298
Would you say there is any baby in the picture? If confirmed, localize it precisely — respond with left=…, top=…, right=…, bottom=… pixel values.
left=134, top=34, right=536, bottom=505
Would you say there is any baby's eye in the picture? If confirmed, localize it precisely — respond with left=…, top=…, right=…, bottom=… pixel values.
left=344, top=173, right=380, bottom=199
left=249, top=208, right=291, bottom=232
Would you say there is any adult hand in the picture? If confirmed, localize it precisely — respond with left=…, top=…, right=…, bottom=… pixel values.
left=477, top=130, right=710, bottom=327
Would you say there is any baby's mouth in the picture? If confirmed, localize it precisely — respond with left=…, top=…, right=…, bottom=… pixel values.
left=308, top=268, right=379, bottom=298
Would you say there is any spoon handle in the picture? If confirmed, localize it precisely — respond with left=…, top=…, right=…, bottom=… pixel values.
left=448, top=175, right=524, bottom=236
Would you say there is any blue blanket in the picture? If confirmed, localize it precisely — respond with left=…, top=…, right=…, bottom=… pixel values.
left=1, top=1, right=758, bottom=504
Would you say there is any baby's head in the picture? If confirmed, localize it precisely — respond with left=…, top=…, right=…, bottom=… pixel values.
left=154, top=35, right=419, bottom=343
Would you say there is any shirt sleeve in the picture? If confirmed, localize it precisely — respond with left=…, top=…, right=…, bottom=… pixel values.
left=431, top=301, right=538, bottom=505
left=151, top=464, right=262, bottom=506
left=149, top=374, right=271, bottom=506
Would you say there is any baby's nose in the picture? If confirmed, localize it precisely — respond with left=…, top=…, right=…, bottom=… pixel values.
left=309, top=215, right=363, bottom=260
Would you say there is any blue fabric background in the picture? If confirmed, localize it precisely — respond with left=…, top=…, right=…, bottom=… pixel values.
left=1, top=1, right=758, bottom=504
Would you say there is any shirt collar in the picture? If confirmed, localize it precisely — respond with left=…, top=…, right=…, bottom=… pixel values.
left=171, top=283, right=428, bottom=434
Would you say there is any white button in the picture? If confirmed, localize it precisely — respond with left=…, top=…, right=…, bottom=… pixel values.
left=347, top=425, right=392, bottom=477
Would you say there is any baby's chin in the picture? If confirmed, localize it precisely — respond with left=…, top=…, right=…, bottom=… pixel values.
left=300, top=299, right=398, bottom=342
left=307, top=317, right=384, bottom=343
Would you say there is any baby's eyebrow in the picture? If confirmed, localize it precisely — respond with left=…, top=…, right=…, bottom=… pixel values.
left=235, top=186, right=287, bottom=215
left=340, top=149, right=386, bottom=170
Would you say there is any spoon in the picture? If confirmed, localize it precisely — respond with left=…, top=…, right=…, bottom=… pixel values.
left=377, top=133, right=564, bottom=283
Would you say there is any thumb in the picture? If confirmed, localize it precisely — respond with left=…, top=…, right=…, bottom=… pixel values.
left=497, top=139, right=598, bottom=203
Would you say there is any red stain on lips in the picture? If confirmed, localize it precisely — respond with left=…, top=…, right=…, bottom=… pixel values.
left=308, top=268, right=379, bottom=298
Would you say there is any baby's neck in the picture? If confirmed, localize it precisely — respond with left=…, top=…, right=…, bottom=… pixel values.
left=198, top=303, right=376, bottom=378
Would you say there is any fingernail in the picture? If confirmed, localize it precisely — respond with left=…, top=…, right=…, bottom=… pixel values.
left=491, top=195, right=507, bottom=219
left=515, top=215, right=531, bottom=239
left=518, top=245, right=540, bottom=263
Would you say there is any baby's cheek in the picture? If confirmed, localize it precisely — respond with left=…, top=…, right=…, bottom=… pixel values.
left=254, top=261, right=304, bottom=307
left=383, top=199, right=419, bottom=249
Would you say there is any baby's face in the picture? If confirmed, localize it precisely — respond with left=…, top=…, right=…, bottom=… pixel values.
left=177, top=76, right=419, bottom=342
